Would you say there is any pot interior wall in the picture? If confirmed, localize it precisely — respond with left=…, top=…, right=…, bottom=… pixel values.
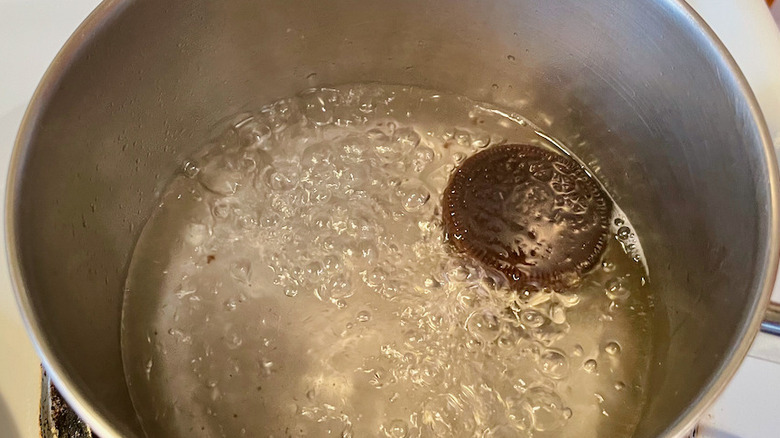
left=11, top=0, right=773, bottom=436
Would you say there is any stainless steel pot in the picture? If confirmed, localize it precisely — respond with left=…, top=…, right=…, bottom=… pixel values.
left=6, top=1, right=780, bottom=437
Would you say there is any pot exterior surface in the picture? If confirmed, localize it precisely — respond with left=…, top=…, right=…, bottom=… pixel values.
left=7, top=1, right=778, bottom=437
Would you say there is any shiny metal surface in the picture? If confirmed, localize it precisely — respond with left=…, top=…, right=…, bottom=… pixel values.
left=5, top=0, right=778, bottom=437
left=761, top=302, right=780, bottom=336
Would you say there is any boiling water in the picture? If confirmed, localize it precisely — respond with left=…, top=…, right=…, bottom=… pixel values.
left=121, top=84, right=654, bottom=438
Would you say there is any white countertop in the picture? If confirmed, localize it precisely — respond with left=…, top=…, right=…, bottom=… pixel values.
left=1, top=1, right=779, bottom=437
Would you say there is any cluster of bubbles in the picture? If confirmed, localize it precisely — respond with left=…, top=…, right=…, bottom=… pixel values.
left=121, top=84, right=654, bottom=438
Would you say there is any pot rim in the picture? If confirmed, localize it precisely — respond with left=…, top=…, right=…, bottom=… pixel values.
left=5, top=1, right=778, bottom=437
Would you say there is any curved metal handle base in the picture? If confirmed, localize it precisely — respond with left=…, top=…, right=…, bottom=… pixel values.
left=761, top=302, right=780, bottom=336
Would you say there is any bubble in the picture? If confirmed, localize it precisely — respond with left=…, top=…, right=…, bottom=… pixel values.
left=410, top=145, right=435, bottom=173
left=497, top=335, right=517, bottom=350
left=583, top=359, right=598, bottom=373
left=212, top=199, right=232, bottom=219
left=383, top=419, right=409, bottom=438
left=616, top=226, right=631, bottom=240
left=359, top=98, right=376, bottom=114
left=451, top=129, right=471, bottom=147
left=199, top=160, right=242, bottom=195
left=261, top=212, right=280, bottom=228
left=224, top=298, right=238, bottom=311
left=229, top=259, right=252, bottom=284
left=520, top=309, right=546, bottom=328
left=300, top=142, right=334, bottom=172
left=466, top=309, right=502, bottom=343
left=145, top=359, right=153, bottom=380
left=305, top=261, right=323, bottom=276
left=301, top=88, right=339, bottom=126
left=357, top=310, right=372, bottom=322
left=605, top=278, right=631, bottom=300
left=227, top=332, right=243, bottom=349
left=238, top=156, right=257, bottom=173
left=470, top=133, right=490, bottom=149
left=538, top=349, right=569, bottom=380
left=614, top=381, right=626, bottom=391
left=524, top=386, right=567, bottom=431
left=364, top=267, right=388, bottom=288
left=264, top=166, right=298, bottom=192
left=506, top=395, right=533, bottom=430
left=236, top=119, right=273, bottom=150
left=393, top=127, right=421, bottom=152
left=605, top=342, right=621, bottom=356
left=260, top=358, right=274, bottom=375
left=260, top=98, right=296, bottom=132
left=398, top=179, right=430, bottom=213
left=284, top=287, right=298, bottom=298
left=368, top=129, right=393, bottom=152
left=549, top=302, right=566, bottom=324
left=368, top=366, right=389, bottom=389
left=321, top=254, right=341, bottom=272
left=237, top=213, right=258, bottom=231
left=328, top=274, right=353, bottom=300
left=183, top=160, right=200, bottom=178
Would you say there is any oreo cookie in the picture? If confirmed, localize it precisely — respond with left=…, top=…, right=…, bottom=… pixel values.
left=443, top=144, right=611, bottom=282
